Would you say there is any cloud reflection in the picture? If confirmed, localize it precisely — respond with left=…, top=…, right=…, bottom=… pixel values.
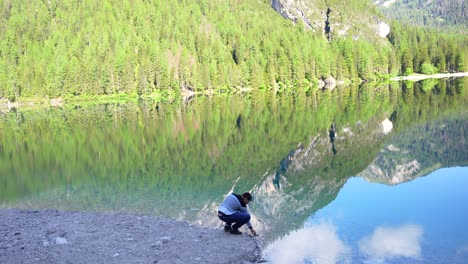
left=264, top=222, right=351, bottom=264
left=358, top=224, right=423, bottom=263
left=455, top=245, right=468, bottom=264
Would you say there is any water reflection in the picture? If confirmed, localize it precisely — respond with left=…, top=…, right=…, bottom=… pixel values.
left=358, top=224, right=423, bottom=263
left=0, top=79, right=467, bottom=262
left=265, top=167, right=468, bottom=263
left=264, top=222, right=424, bottom=264
left=264, top=221, right=351, bottom=264
left=455, top=245, right=468, bottom=264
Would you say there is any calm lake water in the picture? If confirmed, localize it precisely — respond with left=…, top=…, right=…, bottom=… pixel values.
left=264, top=167, right=468, bottom=264
left=1, top=78, right=467, bottom=263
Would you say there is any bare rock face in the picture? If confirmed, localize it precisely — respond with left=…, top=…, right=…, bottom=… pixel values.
left=271, top=0, right=298, bottom=22
left=270, top=0, right=390, bottom=42
left=324, top=77, right=337, bottom=90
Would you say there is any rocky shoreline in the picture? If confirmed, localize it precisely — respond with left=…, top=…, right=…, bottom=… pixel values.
left=1, top=72, right=466, bottom=111
left=0, top=209, right=263, bottom=264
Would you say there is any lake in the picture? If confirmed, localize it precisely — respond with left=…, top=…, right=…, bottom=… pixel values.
left=1, top=78, right=467, bottom=263
left=264, top=167, right=468, bottom=264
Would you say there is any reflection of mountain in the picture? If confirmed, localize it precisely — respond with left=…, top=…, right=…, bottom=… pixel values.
left=251, top=79, right=467, bottom=244
left=252, top=115, right=393, bottom=242
left=360, top=113, right=468, bottom=185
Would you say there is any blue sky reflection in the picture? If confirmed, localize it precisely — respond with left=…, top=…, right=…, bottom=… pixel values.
left=265, top=167, right=468, bottom=264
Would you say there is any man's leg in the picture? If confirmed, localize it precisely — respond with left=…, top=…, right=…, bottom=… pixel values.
left=218, top=214, right=232, bottom=231
left=229, top=212, right=250, bottom=231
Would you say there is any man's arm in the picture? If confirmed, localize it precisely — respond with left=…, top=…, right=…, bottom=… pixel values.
left=242, top=206, right=257, bottom=236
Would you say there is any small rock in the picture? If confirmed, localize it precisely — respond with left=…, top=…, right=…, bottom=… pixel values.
left=160, top=236, right=171, bottom=243
left=113, top=253, right=120, bottom=257
left=55, top=237, right=68, bottom=245
left=152, top=241, right=163, bottom=247
left=46, top=228, right=57, bottom=235
left=43, top=241, right=50, bottom=247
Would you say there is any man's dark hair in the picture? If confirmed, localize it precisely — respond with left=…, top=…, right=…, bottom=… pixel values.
left=242, top=192, right=252, bottom=201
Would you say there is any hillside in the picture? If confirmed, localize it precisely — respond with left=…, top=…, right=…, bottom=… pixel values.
left=374, top=0, right=467, bottom=32
left=271, top=0, right=388, bottom=42
left=0, top=0, right=466, bottom=100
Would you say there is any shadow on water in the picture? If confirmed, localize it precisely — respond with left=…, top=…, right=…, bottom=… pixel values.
left=0, top=78, right=467, bottom=254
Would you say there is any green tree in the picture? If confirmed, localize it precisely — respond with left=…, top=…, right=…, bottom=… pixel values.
left=420, top=62, right=438, bottom=75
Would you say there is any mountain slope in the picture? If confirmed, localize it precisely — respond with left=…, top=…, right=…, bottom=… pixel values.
left=272, top=0, right=390, bottom=42
left=0, top=0, right=466, bottom=100
left=374, top=0, right=467, bottom=32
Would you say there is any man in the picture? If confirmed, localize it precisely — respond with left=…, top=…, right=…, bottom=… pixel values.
left=218, top=192, right=257, bottom=235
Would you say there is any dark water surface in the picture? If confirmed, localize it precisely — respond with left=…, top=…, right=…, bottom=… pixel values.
left=1, top=79, right=467, bottom=263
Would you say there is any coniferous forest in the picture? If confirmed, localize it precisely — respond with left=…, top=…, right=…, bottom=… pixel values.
left=0, top=0, right=467, bottom=101
left=375, top=0, right=467, bottom=33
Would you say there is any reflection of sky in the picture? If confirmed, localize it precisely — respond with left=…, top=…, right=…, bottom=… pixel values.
left=264, top=221, right=351, bottom=264
left=265, top=167, right=468, bottom=264
left=358, top=224, right=423, bottom=263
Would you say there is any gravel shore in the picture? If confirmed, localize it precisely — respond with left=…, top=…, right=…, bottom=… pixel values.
left=0, top=209, right=262, bottom=264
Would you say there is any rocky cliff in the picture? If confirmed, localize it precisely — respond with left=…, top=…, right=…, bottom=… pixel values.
left=271, top=0, right=390, bottom=42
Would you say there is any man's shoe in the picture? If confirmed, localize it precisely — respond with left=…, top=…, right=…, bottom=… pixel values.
left=230, top=229, right=242, bottom=235
left=224, top=225, right=231, bottom=232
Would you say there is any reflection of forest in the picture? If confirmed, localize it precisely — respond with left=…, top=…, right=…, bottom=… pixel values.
left=0, top=79, right=466, bottom=245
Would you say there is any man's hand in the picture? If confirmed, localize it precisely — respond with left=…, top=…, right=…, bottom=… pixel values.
left=250, top=228, right=257, bottom=236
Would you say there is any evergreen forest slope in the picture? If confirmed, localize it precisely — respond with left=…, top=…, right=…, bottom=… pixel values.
left=374, top=0, right=467, bottom=32
left=0, top=0, right=466, bottom=100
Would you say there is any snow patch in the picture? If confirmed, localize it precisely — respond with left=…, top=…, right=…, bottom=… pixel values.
left=383, top=0, right=398, bottom=8
left=381, top=118, right=393, bottom=134
left=378, top=22, right=390, bottom=38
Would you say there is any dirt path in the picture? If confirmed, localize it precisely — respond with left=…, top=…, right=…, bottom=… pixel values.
left=0, top=209, right=263, bottom=264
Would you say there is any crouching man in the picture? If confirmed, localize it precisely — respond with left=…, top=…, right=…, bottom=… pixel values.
left=217, top=192, right=257, bottom=236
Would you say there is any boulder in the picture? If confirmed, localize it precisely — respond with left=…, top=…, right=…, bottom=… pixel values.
left=324, top=77, right=337, bottom=90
